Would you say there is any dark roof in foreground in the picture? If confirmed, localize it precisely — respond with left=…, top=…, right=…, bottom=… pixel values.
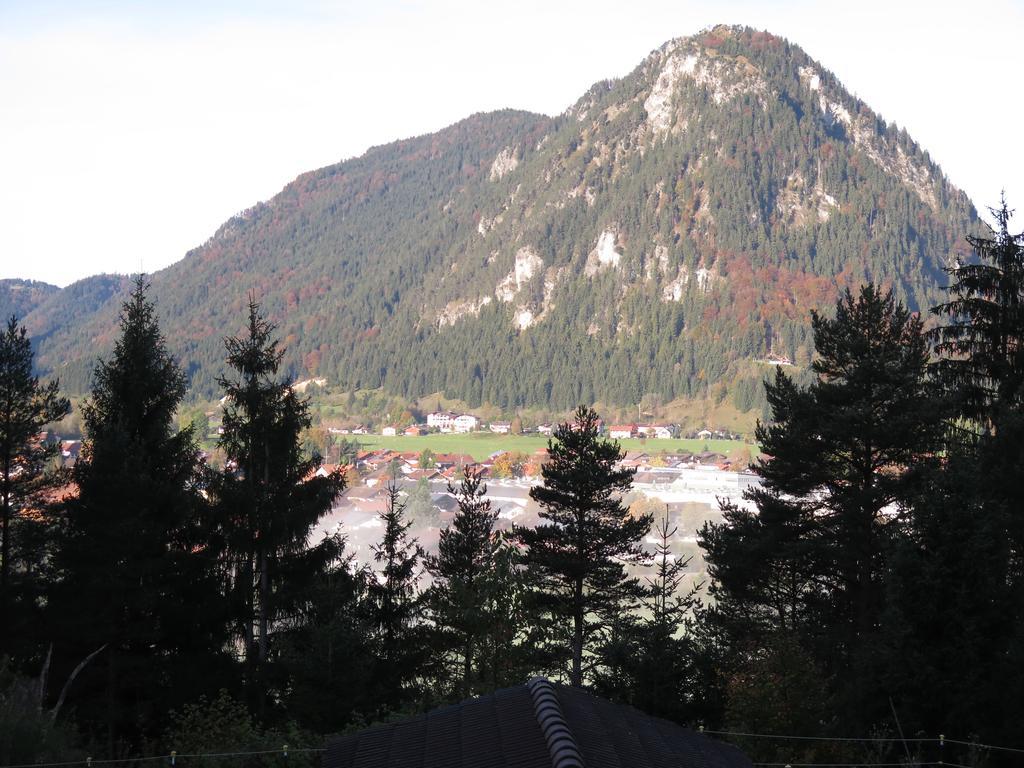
left=323, top=677, right=752, bottom=768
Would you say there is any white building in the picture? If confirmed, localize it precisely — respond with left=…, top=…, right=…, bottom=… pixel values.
left=427, top=411, right=458, bottom=432
left=454, top=414, right=480, bottom=433
left=381, top=426, right=397, bottom=437
left=490, top=421, right=511, bottom=434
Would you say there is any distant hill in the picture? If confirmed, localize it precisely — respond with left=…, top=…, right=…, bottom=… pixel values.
left=1, top=279, right=61, bottom=323
left=23, top=25, right=982, bottom=413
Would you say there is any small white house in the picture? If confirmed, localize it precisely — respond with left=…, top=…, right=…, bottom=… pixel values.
left=696, top=428, right=713, bottom=440
left=454, top=414, right=480, bottom=433
left=381, top=426, right=397, bottom=437
left=652, top=425, right=675, bottom=440
left=608, top=425, right=637, bottom=440
left=490, top=421, right=511, bottom=434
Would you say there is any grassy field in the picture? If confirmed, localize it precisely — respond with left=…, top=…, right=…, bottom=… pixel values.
left=346, top=432, right=756, bottom=462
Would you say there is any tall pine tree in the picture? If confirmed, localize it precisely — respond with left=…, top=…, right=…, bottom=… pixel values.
left=213, top=297, right=345, bottom=719
left=426, top=467, right=508, bottom=697
left=595, top=510, right=697, bottom=721
left=700, top=285, right=943, bottom=731
left=367, top=480, right=425, bottom=714
left=931, top=196, right=1024, bottom=431
left=54, top=278, right=225, bottom=753
left=0, top=316, right=69, bottom=656
left=515, top=405, right=651, bottom=687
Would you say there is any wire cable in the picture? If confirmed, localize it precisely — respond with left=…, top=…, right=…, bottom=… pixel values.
left=703, top=729, right=936, bottom=743
left=0, top=748, right=325, bottom=768
left=942, top=737, right=1024, bottom=755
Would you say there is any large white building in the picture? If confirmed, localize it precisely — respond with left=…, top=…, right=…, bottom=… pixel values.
left=427, top=411, right=459, bottom=432
left=453, top=414, right=480, bottom=433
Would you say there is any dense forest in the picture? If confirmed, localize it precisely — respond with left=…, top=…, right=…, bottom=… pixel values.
left=9, top=25, right=981, bottom=416
left=3, top=203, right=1024, bottom=767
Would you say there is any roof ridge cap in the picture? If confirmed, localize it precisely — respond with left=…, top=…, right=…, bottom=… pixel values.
left=527, top=677, right=585, bottom=768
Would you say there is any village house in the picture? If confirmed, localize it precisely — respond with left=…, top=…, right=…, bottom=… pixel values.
left=537, top=423, right=553, bottom=436
left=61, top=439, right=82, bottom=466
left=381, top=426, right=397, bottom=436
left=637, top=424, right=676, bottom=439
left=404, top=425, right=426, bottom=436
left=453, top=413, right=480, bottom=433
left=607, top=424, right=637, bottom=439
left=620, top=451, right=649, bottom=469
left=489, top=421, right=511, bottom=434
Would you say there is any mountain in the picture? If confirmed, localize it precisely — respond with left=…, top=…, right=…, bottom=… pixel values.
left=23, top=25, right=982, bottom=414
left=1, top=279, right=61, bottom=323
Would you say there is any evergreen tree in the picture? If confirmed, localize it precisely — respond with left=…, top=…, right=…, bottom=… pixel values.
left=594, top=511, right=697, bottom=720
left=902, top=197, right=1024, bottom=745
left=425, top=467, right=498, bottom=696
left=367, top=481, right=425, bottom=714
left=515, top=405, right=651, bottom=687
left=471, top=531, right=534, bottom=692
left=213, top=297, right=346, bottom=719
left=404, top=476, right=436, bottom=526
left=931, top=197, right=1024, bottom=430
left=0, top=316, right=69, bottom=654
left=879, top=449, right=1021, bottom=748
left=699, top=285, right=943, bottom=730
left=54, top=278, right=225, bottom=752
left=274, top=558, right=376, bottom=733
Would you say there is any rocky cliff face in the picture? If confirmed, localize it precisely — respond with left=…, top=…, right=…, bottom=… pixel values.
left=25, top=26, right=981, bottom=411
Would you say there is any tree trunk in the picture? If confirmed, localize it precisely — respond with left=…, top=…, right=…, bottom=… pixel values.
left=463, top=634, right=474, bottom=696
left=572, top=577, right=583, bottom=687
left=1, top=454, right=10, bottom=627
left=258, top=546, right=269, bottom=664
left=106, top=645, right=116, bottom=757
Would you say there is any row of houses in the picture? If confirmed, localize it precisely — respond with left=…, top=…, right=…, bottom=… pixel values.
left=606, top=424, right=678, bottom=440
left=332, top=444, right=743, bottom=489
left=335, top=414, right=741, bottom=442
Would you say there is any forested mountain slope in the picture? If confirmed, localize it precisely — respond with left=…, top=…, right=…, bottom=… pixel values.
left=25, top=25, right=982, bottom=410
left=0, top=279, right=60, bottom=323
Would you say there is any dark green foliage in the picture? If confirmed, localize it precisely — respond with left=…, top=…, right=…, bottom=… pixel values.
left=212, top=298, right=346, bottom=718
left=0, top=316, right=69, bottom=657
left=163, top=689, right=316, bottom=768
left=515, top=406, right=651, bottom=686
left=877, top=447, right=1020, bottom=748
left=699, top=285, right=943, bottom=732
left=403, top=477, right=436, bottom=526
left=366, top=482, right=426, bottom=715
left=594, top=511, right=698, bottom=721
left=425, top=468, right=531, bottom=697
left=53, top=278, right=228, bottom=752
left=426, top=468, right=495, bottom=695
left=274, top=563, right=376, bottom=733
left=931, top=197, right=1024, bottom=430
left=721, top=632, right=834, bottom=764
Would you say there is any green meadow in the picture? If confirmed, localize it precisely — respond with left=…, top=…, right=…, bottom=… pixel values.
left=346, top=432, right=756, bottom=462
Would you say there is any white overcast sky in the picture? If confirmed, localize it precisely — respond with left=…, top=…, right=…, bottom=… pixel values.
left=1, top=0, right=1021, bottom=287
